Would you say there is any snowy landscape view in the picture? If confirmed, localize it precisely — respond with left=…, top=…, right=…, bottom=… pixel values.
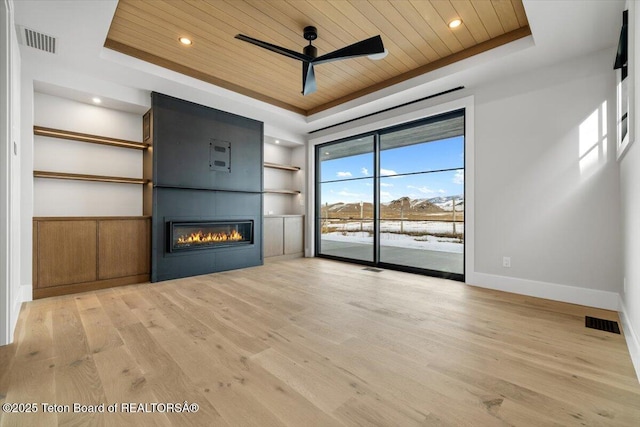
left=320, top=195, right=464, bottom=254
left=318, top=133, right=464, bottom=270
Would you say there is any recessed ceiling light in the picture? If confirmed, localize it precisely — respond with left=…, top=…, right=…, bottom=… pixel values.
left=448, top=19, right=462, bottom=29
left=275, top=140, right=280, bottom=144
left=92, top=97, right=102, bottom=104
left=324, top=152, right=330, bottom=155
left=179, top=37, right=193, bottom=46
left=368, top=48, right=388, bottom=60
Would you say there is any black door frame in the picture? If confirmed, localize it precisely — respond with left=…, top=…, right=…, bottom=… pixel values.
left=315, top=109, right=465, bottom=282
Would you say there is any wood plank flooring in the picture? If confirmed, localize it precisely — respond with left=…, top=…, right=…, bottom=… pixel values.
left=1, top=258, right=639, bottom=426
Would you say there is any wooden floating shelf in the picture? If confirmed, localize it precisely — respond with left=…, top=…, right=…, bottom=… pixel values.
left=34, top=170, right=149, bottom=185
left=264, top=189, right=301, bottom=195
left=34, top=126, right=148, bottom=150
left=264, top=162, right=300, bottom=171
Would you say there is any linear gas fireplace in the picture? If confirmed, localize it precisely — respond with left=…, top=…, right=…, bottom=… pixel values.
left=169, top=220, right=253, bottom=253
left=149, top=93, right=263, bottom=282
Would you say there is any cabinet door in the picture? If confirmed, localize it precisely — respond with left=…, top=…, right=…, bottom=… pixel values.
left=264, top=217, right=284, bottom=257
left=36, top=220, right=97, bottom=288
left=98, top=219, right=150, bottom=279
left=284, top=216, right=304, bottom=255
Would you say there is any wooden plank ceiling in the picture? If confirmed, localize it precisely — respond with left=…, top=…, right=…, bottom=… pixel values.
left=105, top=0, right=530, bottom=116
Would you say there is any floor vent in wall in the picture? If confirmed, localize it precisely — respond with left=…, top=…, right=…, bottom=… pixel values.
left=363, top=267, right=383, bottom=273
left=17, top=26, right=57, bottom=54
left=585, top=316, right=620, bottom=334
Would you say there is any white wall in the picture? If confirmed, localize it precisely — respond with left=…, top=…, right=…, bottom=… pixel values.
left=472, top=47, right=621, bottom=308
left=19, top=71, right=33, bottom=329
left=619, top=0, right=640, bottom=381
left=8, top=0, right=22, bottom=343
left=33, top=92, right=143, bottom=216
left=620, top=124, right=640, bottom=377
left=291, top=145, right=306, bottom=216
left=0, top=0, right=11, bottom=345
left=1, top=0, right=23, bottom=345
left=308, top=47, right=621, bottom=310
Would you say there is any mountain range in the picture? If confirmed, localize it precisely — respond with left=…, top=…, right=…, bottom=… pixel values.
left=322, top=195, right=464, bottom=218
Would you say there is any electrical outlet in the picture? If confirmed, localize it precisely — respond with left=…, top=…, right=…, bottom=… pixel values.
left=503, top=256, right=511, bottom=268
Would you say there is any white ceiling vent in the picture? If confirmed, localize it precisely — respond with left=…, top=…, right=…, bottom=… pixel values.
left=17, top=26, right=56, bottom=54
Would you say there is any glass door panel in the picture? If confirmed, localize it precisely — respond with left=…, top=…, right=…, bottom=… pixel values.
left=378, top=116, right=464, bottom=275
left=379, top=171, right=464, bottom=274
left=317, top=136, right=374, bottom=262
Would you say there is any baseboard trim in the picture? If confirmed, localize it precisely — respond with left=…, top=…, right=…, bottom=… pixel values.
left=9, top=284, right=31, bottom=342
left=468, top=272, right=620, bottom=311
left=33, top=274, right=149, bottom=300
left=619, top=297, right=640, bottom=382
left=265, top=253, right=304, bottom=262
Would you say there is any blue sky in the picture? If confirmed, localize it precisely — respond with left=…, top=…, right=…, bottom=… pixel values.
left=320, top=136, right=464, bottom=204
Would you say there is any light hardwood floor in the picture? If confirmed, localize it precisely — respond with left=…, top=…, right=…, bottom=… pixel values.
left=1, top=258, right=639, bottom=426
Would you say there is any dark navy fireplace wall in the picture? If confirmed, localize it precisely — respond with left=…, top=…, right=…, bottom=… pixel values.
left=149, top=93, right=263, bottom=282
left=153, top=188, right=262, bottom=281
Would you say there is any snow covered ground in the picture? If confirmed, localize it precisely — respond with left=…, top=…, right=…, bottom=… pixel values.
left=321, top=231, right=463, bottom=254
left=323, top=220, right=464, bottom=235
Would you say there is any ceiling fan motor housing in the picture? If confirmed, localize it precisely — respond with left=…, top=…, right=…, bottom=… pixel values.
left=303, top=26, right=318, bottom=41
left=303, top=44, right=317, bottom=58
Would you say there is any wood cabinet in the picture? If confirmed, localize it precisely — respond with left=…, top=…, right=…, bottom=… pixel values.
left=35, top=220, right=97, bottom=288
left=283, top=215, right=304, bottom=255
left=264, top=215, right=304, bottom=259
left=32, top=217, right=150, bottom=299
left=98, top=219, right=150, bottom=279
left=264, top=217, right=284, bottom=257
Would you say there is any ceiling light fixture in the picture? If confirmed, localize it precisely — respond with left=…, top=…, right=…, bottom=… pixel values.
left=179, top=37, right=193, bottom=46
left=448, top=19, right=462, bottom=29
left=275, top=140, right=280, bottom=144
left=92, top=97, right=102, bottom=104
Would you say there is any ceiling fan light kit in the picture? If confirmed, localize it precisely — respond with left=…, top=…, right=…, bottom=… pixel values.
left=235, top=26, right=385, bottom=96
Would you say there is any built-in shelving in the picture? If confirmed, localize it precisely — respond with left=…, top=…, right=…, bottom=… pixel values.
left=34, top=170, right=149, bottom=185
left=33, top=126, right=149, bottom=186
left=34, top=126, right=148, bottom=150
left=263, top=161, right=301, bottom=196
left=264, top=162, right=301, bottom=172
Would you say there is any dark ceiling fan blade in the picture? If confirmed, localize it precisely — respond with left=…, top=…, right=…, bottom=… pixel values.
left=302, top=63, right=317, bottom=95
left=312, top=35, right=384, bottom=65
left=235, top=34, right=313, bottom=62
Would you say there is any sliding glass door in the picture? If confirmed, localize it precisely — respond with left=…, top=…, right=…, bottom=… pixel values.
left=317, top=136, right=375, bottom=262
left=316, top=110, right=465, bottom=280
left=378, top=119, right=464, bottom=275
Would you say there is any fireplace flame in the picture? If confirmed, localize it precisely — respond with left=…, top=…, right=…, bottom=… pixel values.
left=177, top=229, right=243, bottom=245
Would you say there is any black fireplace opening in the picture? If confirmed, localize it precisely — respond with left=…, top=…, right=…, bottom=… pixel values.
left=168, top=220, right=254, bottom=252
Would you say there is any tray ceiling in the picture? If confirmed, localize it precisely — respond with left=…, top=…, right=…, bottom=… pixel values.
left=105, top=0, right=530, bottom=116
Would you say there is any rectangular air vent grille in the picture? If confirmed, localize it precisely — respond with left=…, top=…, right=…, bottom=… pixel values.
left=19, top=27, right=56, bottom=54
left=585, top=316, right=620, bottom=334
left=209, top=140, right=231, bottom=172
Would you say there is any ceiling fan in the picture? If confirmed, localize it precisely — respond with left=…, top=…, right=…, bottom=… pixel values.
left=235, top=26, right=385, bottom=96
